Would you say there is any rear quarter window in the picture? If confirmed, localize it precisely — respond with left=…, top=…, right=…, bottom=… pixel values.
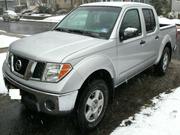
left=142, top=9, right=156, bottom=33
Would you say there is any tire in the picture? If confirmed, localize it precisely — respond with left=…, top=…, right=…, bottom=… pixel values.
left=155, top=47, right=171, bottom=75
left=2, top=17, right=7, bottom=22
left=3, top=17, right=10, bottom=22
left=76, top=79, right=109, bottom=130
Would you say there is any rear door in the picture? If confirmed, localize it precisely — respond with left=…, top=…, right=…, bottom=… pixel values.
left=142, top=8, right=160, bottom=60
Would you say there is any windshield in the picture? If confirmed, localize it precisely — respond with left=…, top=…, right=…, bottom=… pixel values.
left=54, top=6, right=121, bottom=39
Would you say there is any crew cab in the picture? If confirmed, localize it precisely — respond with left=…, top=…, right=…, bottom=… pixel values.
left=3, top=2, right=177, bottom=129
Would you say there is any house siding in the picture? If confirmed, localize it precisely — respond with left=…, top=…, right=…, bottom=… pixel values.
left=172, top=0, right=180, bottom=12
left=0, top=0, right=17, bottom=10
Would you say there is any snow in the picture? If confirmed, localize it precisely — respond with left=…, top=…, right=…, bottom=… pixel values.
left=0, top=34, right=19, bottom=93
left=171, top=19, right=180, bottom=25
left=0, top=15, right=64, bottom=23
left=13, top=15, right=65, bottom=23
left=0, top=30, right=7, bottom=33
left=28, top=13, right=51, bottom=17
left=43, top=15, right=66, bottom=22
left=159, top=16, right=180, bottom=25
left=0, top=53, right=7, bottom=94
left=111, top=87, right=180, bottom=135
left=5, top=10, right=17, bottom=16
left=0, top=35, right=19, bottom=48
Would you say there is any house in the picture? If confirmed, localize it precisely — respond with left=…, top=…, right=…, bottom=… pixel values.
left=0, top=0, right=17, bottom=10
left=172, top=0, right=180, bottom=18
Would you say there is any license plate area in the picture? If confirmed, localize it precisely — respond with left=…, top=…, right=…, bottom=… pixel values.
left=9, top=89, right=21, bottom=100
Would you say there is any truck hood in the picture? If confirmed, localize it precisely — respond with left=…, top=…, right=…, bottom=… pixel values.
left=10, top=31, right=106, bottom=62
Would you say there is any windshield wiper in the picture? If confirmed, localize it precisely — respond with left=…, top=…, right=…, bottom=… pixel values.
left=84, top=31, right=108, bottom=39
left=83, top=31, right=101, bottom=38
left=54, top=27, right=71, bottom=33
left=54, top=28, right=84, bottom=34
left=54, top=28, right=107, bottom=39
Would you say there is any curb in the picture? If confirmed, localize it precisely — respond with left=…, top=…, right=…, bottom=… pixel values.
left=0, top=31, right=26, bottom=38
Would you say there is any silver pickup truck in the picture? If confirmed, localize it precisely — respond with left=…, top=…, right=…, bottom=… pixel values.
left=3, top=2, right=177, bottom=129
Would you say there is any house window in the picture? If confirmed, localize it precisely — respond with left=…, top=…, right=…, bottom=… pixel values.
left=64, top=0, right=70, bottom=3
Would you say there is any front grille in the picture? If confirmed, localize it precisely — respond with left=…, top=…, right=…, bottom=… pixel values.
left=9, top=53, right=46, bottom=80
left=13, top=55, right=29, bottom=76
left=32, top=62, right=46, bottom=79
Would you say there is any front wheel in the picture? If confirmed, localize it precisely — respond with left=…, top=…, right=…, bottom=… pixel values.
left=76, top=79, right=109, bottom=130
left=155, top=47, right=171, bottom=75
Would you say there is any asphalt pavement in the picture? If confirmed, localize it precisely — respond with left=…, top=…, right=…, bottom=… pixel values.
left=0, top=20, right=56, bottom=35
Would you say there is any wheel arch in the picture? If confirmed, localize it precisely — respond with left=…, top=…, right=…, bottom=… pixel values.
left=74, top=69, right=115, bottom=111
left=155, top=36, right=172, bottom=64
left=164, top=42, right=172, bottom=60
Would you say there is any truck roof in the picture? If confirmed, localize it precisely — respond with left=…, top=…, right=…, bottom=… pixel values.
left=81, top=2, right=152, bottom=8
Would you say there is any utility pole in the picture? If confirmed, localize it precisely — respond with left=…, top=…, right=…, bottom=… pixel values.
left=4, top=0, right=8, bottom=10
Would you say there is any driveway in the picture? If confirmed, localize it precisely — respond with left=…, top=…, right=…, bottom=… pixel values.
left=0, top=20, right=56, bottom=35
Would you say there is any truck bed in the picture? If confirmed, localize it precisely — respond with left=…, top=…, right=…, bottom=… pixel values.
left=159, top=23, right=176, bottom=50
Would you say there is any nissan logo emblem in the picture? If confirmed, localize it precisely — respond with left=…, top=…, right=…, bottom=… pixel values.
left=15, top=60, right=22, bottom=71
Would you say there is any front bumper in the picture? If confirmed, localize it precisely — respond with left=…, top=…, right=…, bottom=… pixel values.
left=3, top=72, right=78, bottom=115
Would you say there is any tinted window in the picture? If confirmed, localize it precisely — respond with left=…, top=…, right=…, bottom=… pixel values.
left=120, top=9, right=142, bottom=40
left=142, top=9, right=156, bottom=33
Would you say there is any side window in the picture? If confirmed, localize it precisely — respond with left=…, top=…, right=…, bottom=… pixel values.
left=142, top=9, right=156, bottom=33
left=120, top=9, right=142, bottom=41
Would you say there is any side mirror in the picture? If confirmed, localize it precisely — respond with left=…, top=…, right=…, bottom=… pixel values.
left=120, top=27, right=138, bottom=41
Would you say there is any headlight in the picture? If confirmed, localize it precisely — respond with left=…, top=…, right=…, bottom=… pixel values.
left=42, top=63, right=72, bottom=82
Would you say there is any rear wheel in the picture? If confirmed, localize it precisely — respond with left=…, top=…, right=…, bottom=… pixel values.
left=76, top=79, right=109, bottom=130
left=155, top=47, right=171, bottom=75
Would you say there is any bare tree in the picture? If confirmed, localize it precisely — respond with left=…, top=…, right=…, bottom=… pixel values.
left=26, top=0, right=30, bottom=8
left=17, top=0, right=21, bottom=5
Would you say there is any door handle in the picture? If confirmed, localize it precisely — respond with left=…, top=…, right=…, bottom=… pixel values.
left=155, top=36, right=159, bottom=40
left=140, top=40, right=146, bottom=45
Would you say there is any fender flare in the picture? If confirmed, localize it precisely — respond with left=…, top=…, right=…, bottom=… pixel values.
left=74, top=54, right=116, bottom=84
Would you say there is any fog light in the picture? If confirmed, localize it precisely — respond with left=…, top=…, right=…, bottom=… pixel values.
left=44, top=99, right=55, bottom=111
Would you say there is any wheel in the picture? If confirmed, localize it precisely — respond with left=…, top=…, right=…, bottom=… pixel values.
left=76, top=79, right=109, bottom=130
left=3, top=17, right=10, bottom=22
left=155, top=47, right=171, bottom=75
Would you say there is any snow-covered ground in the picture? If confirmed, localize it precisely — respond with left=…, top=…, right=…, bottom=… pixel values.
left=0, top=53, right=7, bottom=94
left=0, top=30, right=7, bottom=33
left=20, top=14, right=66, bottom=23
left=0, top=35, right=20, bottom=93
left=111, top=87, right=180, bottom=135
left=43, top=15, right=66, bottom=22
left=0, top=14, right=66, bottom=23
left=0, top=35, right=19, bottom=48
